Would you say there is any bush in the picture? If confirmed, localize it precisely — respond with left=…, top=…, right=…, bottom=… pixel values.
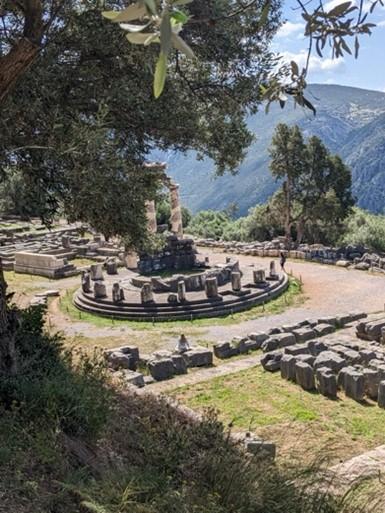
left=0, top=304, right=112, bottom=439
left=340, top=208, right=385, bottom=252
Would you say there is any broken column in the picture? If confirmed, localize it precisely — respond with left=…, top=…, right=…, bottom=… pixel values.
left=141, top=283, right=154, bottom=304
left=112, top=283, right=125, bottom=303
left=205, top=276, right=218, bottom=298
left=106, top=258, right=118, bottom=275
left=295, top=361, right=315, bottom=390
left=145, top=200, right=157, bottom=234
left=90, top=263, right=104, bottom=281
left=94, top=281, right=107, bottom=298
left=231, top=271, right=241, bottom=291
left=315, top=367, right=337, bottom=398
left=177, top=279, right=186, bottom=303
left=169, top=181, right=183, bottom=238
left=81, top=270, right=91, bottom=293
left=253, top=269, right=265, bottom=284
left=344, top=369, right=365, bottom=401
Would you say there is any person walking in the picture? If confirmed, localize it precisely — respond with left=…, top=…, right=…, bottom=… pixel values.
left=280, top=251, right=287, bottom=272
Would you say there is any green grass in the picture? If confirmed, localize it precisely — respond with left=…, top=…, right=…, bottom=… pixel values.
left=170, top=366, right=385, bottom=463
left=59, top=278, right=303, bottom=331
left=71, top=257, right=97, bottom=267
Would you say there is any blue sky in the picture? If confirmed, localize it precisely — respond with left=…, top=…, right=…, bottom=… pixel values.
left=272, top=0, right=385, bottom=91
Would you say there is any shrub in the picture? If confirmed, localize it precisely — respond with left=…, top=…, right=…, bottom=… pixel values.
left=340, top=208, right=385, bottom=252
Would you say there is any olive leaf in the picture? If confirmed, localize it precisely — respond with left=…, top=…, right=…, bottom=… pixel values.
left=154, top=52, right=167, bottom=98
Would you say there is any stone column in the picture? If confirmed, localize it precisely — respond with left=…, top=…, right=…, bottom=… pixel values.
left=177, top=279, right=186, bottom=303
left=94, top=281, right=107, bottom=298
left=145, top=200, right=157, bottom=234
left=141, top=283, right=154, bottom=304
left=169, top=182, right=183, bottom=238
left=205, top=276, right=218, bottom=298
left=253, top=269, right=265, bottom=284
left=90, top=263, right=104, bottom=281
left=231, top=271, right=241, bottom=291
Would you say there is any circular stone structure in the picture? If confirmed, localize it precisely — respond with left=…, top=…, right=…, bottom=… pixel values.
left=74, top=259, right=289, bottom=322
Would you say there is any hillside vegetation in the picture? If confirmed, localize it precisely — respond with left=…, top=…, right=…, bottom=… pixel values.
left=189, top=207, right=385, bottom=252
left=165, top=84, right=385, bottom=215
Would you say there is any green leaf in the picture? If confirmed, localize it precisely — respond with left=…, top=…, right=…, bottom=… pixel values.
left=154, top=52, right=167, bottom=98
left=107, top=4, right=147, bottom=23
left=120, top=22, right=150, bottom=32
left=126, top=32, right=155, bottom=44
left=328, top=1, right=352, bottom=17
left=172, top=0, right=193, bottom=5
left=144, top=0, right=157, bottom=14
left=171, top=33, right=195, bottom=58
left=160, top=9, right=172, bottom=55
left=171, top=9, right=189, bottom=24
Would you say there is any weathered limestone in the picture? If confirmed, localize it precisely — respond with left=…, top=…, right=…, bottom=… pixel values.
left=177, top=279, right=186, bottom=303
left=280, top=354, right=296, bottom=380
left=214, top=341, right=237, bottom=359
left=231, top=271, right=242, bottom=291
left=106, top=259, right=118, bottom=275
left=141, top=283, right=154, bottom=304
left=261, top=350, right=282, bottom=371
left=112, top=283, right=125, bottom=303
left=315, top=367, right=337, bottom=398
left=293, top=327, right=316, bottom=343
left=314, top=323, right=335, bottom=337
left=14, top=251, right=76, bottom=278
left=313, top=351, right=345, bottom=372
left=94, top=281, right=107, bottom=298
left=122, top=370, right=145, bottom=387
left=81, top=270, right=91, bottom=293
left=145, top=200, right=157, bottom=234
left=363, top=368, right=381, bottom=399
left=343, top=369, right=365, bottom=401
left=183, top=347, right=213, bottom=367
left=90, top=263, right=104, bottom=281
left=205, top=276, right=219, bottom=298
left=148, top=358, right=175, bottom=381
left=308, top=339, right=328, bottom=356
left=245, top=438, right=276, bottom=459
left=269, top=260, right=277, bottom=278
left=171, top=354, right=188, bottom=375
left=170, top=182, right=183, bottom=238
left=253, top=269, right=265, bottom=284
left=248, top=332, right=269, bottom=347
left=295, top=361, right=315, bottom=390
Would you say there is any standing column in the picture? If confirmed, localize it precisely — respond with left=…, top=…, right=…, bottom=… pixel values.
left=170, top=182, right=183, bottom=238
left=145, top=200, right=157, bottom=234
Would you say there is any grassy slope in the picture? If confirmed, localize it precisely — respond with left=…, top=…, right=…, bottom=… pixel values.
left=170, top=366, right=385, bottom=465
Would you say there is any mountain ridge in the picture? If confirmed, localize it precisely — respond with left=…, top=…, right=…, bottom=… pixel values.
left=162, top=84, right=385, bottom=215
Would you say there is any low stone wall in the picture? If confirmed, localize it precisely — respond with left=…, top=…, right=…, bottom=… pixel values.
left=195, top=239, right=385, bottom=273
left=14, top=252, right=78, bottom=278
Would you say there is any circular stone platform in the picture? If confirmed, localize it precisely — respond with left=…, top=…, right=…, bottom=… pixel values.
left=73, top=262, right=289, bottom=321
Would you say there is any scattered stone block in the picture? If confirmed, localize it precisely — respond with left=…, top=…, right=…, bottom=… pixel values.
left=314, top=323, right=335, bottom=337
left=344, top=369, right=365, bottom=401
left=294, top=354, right=316, bottom=366
left=316, top=367, right=337, bottom=398
left=123, top=370, right=145, bottom=388
left=293, top=327, right=316, bottom=343
left=295, top=361, right=315, bottom=390
left=363, top=368, right=380, bottom=400
left=171, top=355, right=188, bottom=375
left=285, top=343, right=309, bottom=356
left=314, top=351, right=345, bottom=372
left=245, top=439, right=276, bottom=459
left=359, top=349, right=377, bottom=365
left=183, top=347, right=213, bottom=367
left=280, top=354, right=296, bottom=380
left=213, top=341, right=238, bottom=359
left=261, top=351, right=282, bottom=372
left=273, top=332, right=296, bottom=348
left=307, top=339, right=328, bottom=356
left=317, top=316, right=337, bottom=327
left=248, top=332, right=269, bottom=347
left=107, top=351, right=136, bottom=371
left=148, top=358, right=175, bottom=381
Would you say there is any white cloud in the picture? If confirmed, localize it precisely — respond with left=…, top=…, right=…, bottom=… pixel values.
left=377, top=19, right=385, bottom=26
left=280, top=50, right=345, bottom=73
left=275, top=21, right=305, bottom=38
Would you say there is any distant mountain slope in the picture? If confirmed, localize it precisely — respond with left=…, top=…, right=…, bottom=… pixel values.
left=162, top=84, right=385, bottom=215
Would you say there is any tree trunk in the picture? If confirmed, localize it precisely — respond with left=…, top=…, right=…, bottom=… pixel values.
left=0, top=38, right=40, bottom=104
left=296, top=219, right=305, bottom=246
left=283, top=178, right=292, bottom=248
left=0, top=260, right=17, bottom=376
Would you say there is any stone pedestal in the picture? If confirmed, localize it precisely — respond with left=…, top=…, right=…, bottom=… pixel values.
left=94, top=281, right=107, bottom=298
left=90, top=263, right=104, bottom=281
left=141, top=283, right=154, bottom=304
left=81, top=270, right=91, bottom=293
left=170, top=182, right=183, bottom=238
left=106, top=259, right=118, bottom=275
left=253, top=269, right=265, bottom=284
left=145, top=200, right=157, bottom=234
left=205, top=276, right=218, bottom=298
left=112, top=283, right=124, bottom=303
left=231, top=271, right=241, bottom=291
left=177, top=279, right=186, bottom=302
